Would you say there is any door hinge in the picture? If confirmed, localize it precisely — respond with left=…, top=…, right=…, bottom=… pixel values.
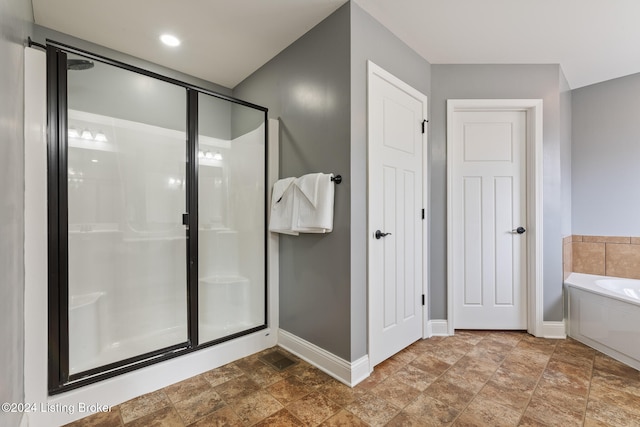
left=422, top=208, right=425, bottom=220
left=422, top=294, right=425, bottom=306
left=421, top=119, right=428, bottom=134
left=182, top=213, right=189, bottom=225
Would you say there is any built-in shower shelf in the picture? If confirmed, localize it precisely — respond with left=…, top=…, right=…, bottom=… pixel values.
left=69, top=223, right=121, bottom=233
left=199, top=275, right=250, bottom=286
left=122, top=236, right=187, bottom=242
left=69, top=292, right=104, bottom=309
left=69, top=229, right=123, bottom=235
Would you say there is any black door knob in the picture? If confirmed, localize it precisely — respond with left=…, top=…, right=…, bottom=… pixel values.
left=512, top=226, right=526, bottom=234
left=375, top=230, right=391, bottom=239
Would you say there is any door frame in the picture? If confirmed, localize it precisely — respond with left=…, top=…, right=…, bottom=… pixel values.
left=446, top=99, right=543, bottom=337
left=367, top=61, right=429, bottom=370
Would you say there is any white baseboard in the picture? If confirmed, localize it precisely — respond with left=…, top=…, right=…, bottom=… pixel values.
left=427, top=320, right=450, bottom=337
left=427, top=319, right=562, bottom=339
left=542, top=321, right=566, bottom=339
left=278, top=329, right=370, bottom=387
left=349, top=355, right=371, bottom=387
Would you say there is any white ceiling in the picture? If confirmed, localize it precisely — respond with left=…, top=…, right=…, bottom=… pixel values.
left=355, top=0, right=640, bottom=89
left=33, top=0, right=640, bottom=89
left=32, top=0, right=349, bottom=88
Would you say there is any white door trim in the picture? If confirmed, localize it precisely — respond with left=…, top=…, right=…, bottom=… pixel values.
left=367, top=61, right=428, bottom=369
left=446, top=99, right=543, bottom=337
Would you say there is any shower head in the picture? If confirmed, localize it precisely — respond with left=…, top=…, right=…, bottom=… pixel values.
left=67, top=59, right=94, bottom=71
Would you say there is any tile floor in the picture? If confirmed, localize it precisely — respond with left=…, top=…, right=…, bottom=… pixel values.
left=65, top=331, right=640, bottom=426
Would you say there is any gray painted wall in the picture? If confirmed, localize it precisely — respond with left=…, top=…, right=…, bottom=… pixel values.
left=234, top=4, right=352, bottom=360
left=349, top=1, right=431, bottom=359
left=235, top=2, right=432, bottom=361
left=560, top=69, right=572, bottom=237
left=430, top=64, right=565, bottom=322
left=0, top=0, right=33, bottom=425
left=66, top=59, right=190, bottom=133
left=572, top=72, right=640, bottom=236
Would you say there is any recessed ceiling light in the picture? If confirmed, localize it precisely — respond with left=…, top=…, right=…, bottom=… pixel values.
left=160, top=34, right=181, bottom=47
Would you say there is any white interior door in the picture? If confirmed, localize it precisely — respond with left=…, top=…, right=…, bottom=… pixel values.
left=368, top=62, right=427, bottom=367
left=451, top=110, right=528, bottom=329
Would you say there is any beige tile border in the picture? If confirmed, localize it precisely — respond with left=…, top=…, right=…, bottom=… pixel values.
left=565, top=235, right=640, bottom=279
left=582, top=235, right=631, bottom=244
left=562, top=237, right=573, bottom=281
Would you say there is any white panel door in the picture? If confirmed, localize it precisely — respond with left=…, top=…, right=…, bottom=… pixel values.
left=368, top=63, right=426, bottom=366
left=451, top=110, right=527, bottom=329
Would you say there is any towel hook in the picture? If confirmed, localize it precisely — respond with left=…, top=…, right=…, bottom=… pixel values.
left=331, top=175, right=342, bottom=184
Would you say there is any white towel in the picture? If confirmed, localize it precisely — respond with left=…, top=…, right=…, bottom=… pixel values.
left=292, top=173, right=335, bottom=233
left=268, top=177, right=299, bottom=235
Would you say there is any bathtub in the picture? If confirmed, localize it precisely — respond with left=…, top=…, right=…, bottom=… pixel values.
left=565, top=273, right=640, bottom=371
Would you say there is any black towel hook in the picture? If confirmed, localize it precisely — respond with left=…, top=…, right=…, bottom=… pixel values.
left=331, top=175, right=342, bottom=184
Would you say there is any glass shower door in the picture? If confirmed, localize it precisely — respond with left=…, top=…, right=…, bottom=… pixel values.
left=49, top=45, right=268, bottom=391
left=66, top=53, right=188, bottom=374
left=198, top=94, right=266, bottom=343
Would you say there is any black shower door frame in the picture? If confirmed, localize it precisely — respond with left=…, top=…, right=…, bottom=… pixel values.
left=46, top=40, right=268, bottom=395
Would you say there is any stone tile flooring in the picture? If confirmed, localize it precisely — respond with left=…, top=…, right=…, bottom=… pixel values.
left=65, top=331, right=640, bottom=426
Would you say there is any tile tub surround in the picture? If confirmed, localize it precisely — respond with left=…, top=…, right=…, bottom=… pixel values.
left=563, top=235, right=573, bottom=280
left=65, top=331, right=640, bottom=426
left=567, top=235, right=640, bottom=279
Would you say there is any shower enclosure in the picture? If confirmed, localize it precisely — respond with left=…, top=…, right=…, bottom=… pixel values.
left=47, top=42, right=267, bottom=393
